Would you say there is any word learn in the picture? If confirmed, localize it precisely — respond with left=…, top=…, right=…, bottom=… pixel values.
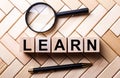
left=20, top=37, right=100, bottom=53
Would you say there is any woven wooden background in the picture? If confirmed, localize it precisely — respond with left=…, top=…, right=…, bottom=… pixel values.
left=0, top=0, right=120, bottom=78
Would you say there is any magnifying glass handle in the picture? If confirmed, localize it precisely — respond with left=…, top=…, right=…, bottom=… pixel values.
left=56, top=8, right=89, bottom=16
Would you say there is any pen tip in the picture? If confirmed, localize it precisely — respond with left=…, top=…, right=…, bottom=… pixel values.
left=28, top=68, right=34, bottom=73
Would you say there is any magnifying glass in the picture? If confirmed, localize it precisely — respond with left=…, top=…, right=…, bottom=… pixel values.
left=25, top=2, right=89, bottom=33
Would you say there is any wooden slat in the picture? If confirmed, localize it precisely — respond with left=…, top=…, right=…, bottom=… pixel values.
left=87, top=31, right=117, bottom=62
left=0, top=8, right=21, bottom=38
left=113, top=71, right=120, bottom=78
left=69, top=31, right=82, bottom=37
left=64, top=58, right=90, bottom=78
left=76, top=5, right=106, bottom=37
left=67, top=54, right=83, bottom=63
left=48, top=57, right=73, bottom=78
left=84, top=54, right=101, bottom=63
left=93, top=4, right=120, bottom=37
left=0, top=10, right=5, bottom=22
left=0, top=0, right=14, bottom=14
left=110, top=18, right=120, bottom=36
left=59, top=5, right=87, bottom=37
left=97, top=0, right=115, bottom=10
left=50, top=54, right=66, bottom=64
left=1, top=34, right=31, bottom=64
left=15, top=59, right=40, bottom=78
left=115, top=0, right=120, bottom=5
left=62, top=0, right=81, bottom=9
left=25, top=28, right=37, bottom=37
left=102, top=30, right=120, bottom=55
left=80, top=57, right=108, bottom=78
left=0, top=58, right=7, bottom=74
left=0, top=59, right=23, bottom=78
left=44, top=0, right=64, bottom=11
left=100, top=38, right=118, bottom=62
left=52, top=32, right=64, bottom=37
left=97, top=56, right=120, bottom=78
left=10, top=0, right=30, bottom=13
left=27, top=0, right=44, bottom=4
left=31, top=54, right=49, bottom=65
left=80, top=0, right=98, bottom=11
left=16, top=33, right=29, bottom=43
left=0, top=42, right=15, bottom=65
left=31, top=58, right=57, bottom=78
left=8, top=14, right=27, bottom=39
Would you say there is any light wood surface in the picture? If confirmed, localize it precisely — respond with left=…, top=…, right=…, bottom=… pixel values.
left=0, top=0, right=120, bottom=78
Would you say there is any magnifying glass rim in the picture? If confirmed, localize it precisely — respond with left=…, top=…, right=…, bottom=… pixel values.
left=25, top=2, right=57, bottom=33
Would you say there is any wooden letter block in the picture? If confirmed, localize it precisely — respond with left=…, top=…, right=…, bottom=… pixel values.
left=84, top=37, right=100, bottom=53
left=20, top=37, right=100, bottom=53
left=20, top=37, right=34, bottom=53
left=52, top=37, right=67, bottom=53
left=36, top=38, right=50, bottom=53
left=68, top=37, right=83, bottom=53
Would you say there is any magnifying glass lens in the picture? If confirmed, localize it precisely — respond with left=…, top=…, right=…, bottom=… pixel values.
left=27, top=4, right=56, bottom=32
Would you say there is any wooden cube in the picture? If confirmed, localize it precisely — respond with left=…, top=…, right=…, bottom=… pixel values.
left=68, top=37, right=83, bottom=53
left=36, top=37, right=50, bottom=53
left=84, top=37, right=100, bottom=53
left=20, top=37, right=34, bottom=53
left=52, top=37, right=67, bottom=53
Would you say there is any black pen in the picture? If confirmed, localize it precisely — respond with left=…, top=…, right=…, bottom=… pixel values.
left=28, top=63, right=92, bottom=73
